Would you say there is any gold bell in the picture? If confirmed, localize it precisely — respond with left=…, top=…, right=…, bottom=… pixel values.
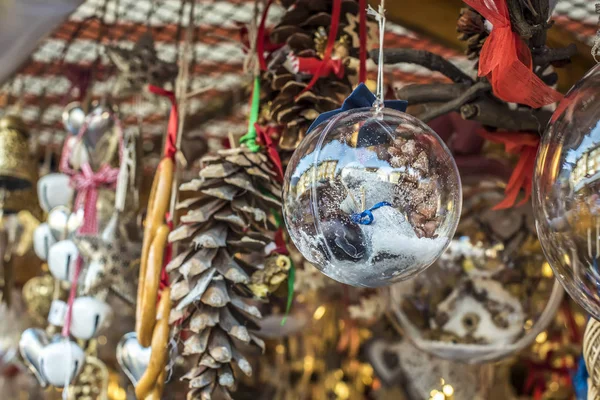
left=0, top=115, right=35, bottom=191
left=3, top=187, right=41, bottom=216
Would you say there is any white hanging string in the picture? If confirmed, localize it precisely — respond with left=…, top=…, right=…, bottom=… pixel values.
left=593, top=3, right=600, bottom=63
left=114, top=134, right=135, bottom=213
left=367, top=0, right=386, bottom=110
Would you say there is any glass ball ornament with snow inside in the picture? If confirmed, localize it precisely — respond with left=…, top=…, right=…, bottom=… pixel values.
left=282, top=107, right=462, bottom=287
left=534, top=63, right=600, bottom=320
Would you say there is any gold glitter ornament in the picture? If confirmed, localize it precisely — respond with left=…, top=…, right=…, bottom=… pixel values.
left=0, top=115, right=35, bottom=191
left=67, top=356, right=110, bottom=400
left=249, top=254, right=292, bottom=298
left=22, top=274, right=57, bottom=325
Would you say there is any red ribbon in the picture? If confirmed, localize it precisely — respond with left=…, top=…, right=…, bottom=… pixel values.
left=463, top=0, right=563, bottom=108
left=147, top=85, right=177, bottom=295
left=358, top=0, right=367, bottom=83
left=290, top=55, right=345, bottom=79
left=271, top=228, right=289, bottom=256
left=257, top=0, right=274, bottom=71
left=58, top=116, right=122, bottom=337
left=148, top=85, right=178, bottom=160
left=478, top=129, right=539, bottom=209
left=64, top=64, right=94, bottom=102
left=524, top=354, right=571, bottom=400
left=299, top=0, right=342, bottom=94
left=159, top=214, right=173, bottom=294
left=61, top=257, right=83, bottom=337
left=255, top=123, right=284, bottom=182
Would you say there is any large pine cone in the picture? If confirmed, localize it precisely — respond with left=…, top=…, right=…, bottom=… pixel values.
left=262, top=58, right=351, bottom=150
left=168, top=146, right=281, bottom=400
left=261, top=0, right=370, bottom=151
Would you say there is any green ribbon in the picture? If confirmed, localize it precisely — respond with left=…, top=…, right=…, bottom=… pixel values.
left=241, top=79, right=294, bottom=325
left=239, top=76, right=262, bottom=152
left=281, top=259, right=295, bottom=326
left=265, top=206, right=295, bottom=326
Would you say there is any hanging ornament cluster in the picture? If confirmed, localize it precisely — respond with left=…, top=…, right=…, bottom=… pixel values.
left=391, top=180, right=562, bottom=363
left=22, top=106, right=136, bottom=392
left=533, top=63, right=600, bottom=320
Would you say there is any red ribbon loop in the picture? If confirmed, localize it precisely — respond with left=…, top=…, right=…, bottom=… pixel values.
left=255, top=123, right=284, bottom=182
left=463, top=0, right=563, bottom=108
left=478, top=129, right=539, bottom=209
left=257, top=0, right=274, bottom=71
left=159, top=214, right=173, bottom=294
left=148, top=85, right=178, bottom=160
left=289, top=55, right=346, bottom=79
left=299, top=0, right=342, bottom=95
left=272, top=228, right=289, bottom=256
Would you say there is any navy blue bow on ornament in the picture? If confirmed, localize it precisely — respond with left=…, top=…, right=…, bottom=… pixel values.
left=306, top=83, right=408, bottom=133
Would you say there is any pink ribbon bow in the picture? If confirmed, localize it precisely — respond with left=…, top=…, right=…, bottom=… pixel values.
left=70, top=163, right=119, bottom=234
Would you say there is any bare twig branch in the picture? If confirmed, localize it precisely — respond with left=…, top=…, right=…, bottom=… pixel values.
left=460, top=99, right=552, bottom=132
left=532, top=44, right=577, bottom=65
left=395, top=83, right=470, bottom=104
left=417, top=81, right=491, bottom=122
left=508, top=0, right=536, bottom=39
left=372, top=49, right=474, bottom=84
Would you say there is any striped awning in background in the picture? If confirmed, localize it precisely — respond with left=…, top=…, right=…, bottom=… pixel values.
left=0, top=0, right=596, bottom=152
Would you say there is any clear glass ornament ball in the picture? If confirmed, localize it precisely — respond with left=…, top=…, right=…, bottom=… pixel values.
left=534, top=63, right=600, bottom=319
left=282, top=107, right=462, bottom=287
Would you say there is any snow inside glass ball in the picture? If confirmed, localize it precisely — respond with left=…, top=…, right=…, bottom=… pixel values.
left=282, top=107, right=462, bottom=287
left=533, top=63, right=600, bottom=320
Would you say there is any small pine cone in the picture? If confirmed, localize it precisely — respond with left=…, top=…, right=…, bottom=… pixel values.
left=387, top=133, right=440, bottom=239
left=457, top=7, right=488, bottom=60
left=168, top=146, right=282, bottom=400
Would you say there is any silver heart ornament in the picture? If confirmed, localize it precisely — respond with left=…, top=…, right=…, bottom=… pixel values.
left=62, top=102, right=86, bottom=136
left=116, top=332, right=150, bottom=386
left=19, top=328, right=50, bottom=387
left=84, top=105, right=114, bottom=149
